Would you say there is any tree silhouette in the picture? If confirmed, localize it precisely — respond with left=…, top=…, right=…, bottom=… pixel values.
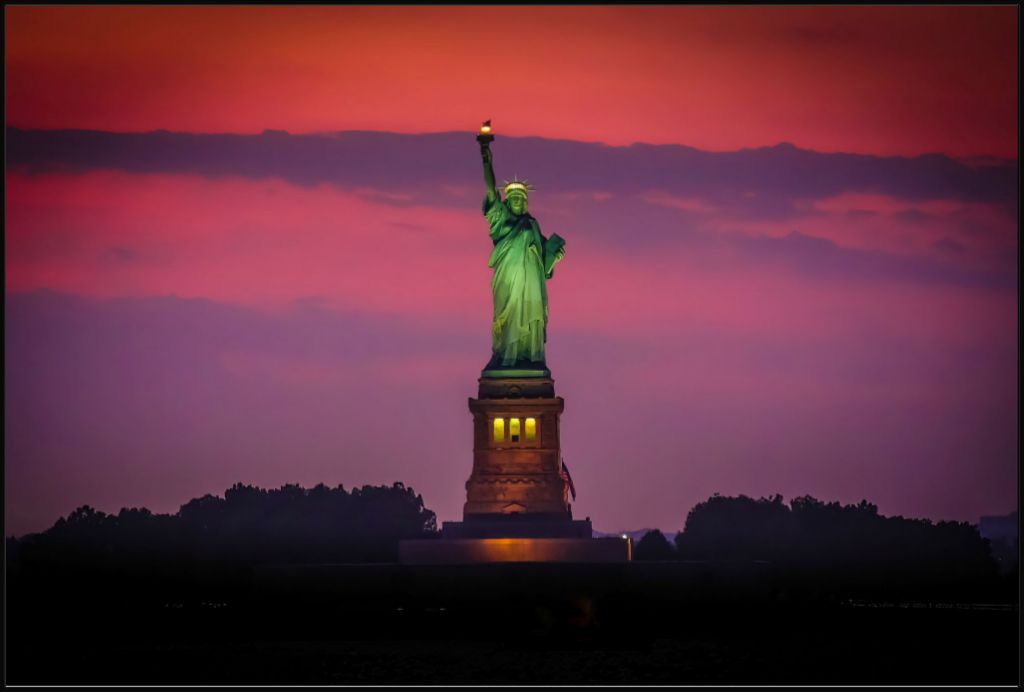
left=673, top=493, right=999, bottom=599
left=634, top=529, right=675, bottom=560
left=11, top=482, right=437, bottom=572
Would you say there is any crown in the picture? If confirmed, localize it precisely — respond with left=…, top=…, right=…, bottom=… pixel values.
left=503, top=176, right=534, bottom=198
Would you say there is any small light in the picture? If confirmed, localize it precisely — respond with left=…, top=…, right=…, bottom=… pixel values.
left=480, top=125, right=491, bottom=134
left=621, top=534, right=628, bottom=540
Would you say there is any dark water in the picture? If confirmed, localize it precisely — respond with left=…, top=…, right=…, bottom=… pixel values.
left=8, top=562, right=1018, bottom=685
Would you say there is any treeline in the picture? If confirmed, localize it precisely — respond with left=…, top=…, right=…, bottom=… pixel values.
left=633, top=494, right=1009, bottom=601
left=7, top=486, right=1012, bottom=602
left=8, top=482, right=437, bottom=574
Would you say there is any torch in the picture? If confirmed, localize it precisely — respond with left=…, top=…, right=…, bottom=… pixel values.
left=476, top=119, right=494, bottom=146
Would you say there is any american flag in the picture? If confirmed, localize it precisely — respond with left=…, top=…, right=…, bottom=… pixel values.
left=560, top=458, right=577, bottom=501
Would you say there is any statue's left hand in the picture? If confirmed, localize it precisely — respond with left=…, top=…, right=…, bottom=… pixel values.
left=554, top=247, right=566, bottom=263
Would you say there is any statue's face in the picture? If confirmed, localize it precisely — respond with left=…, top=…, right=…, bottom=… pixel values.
left=507, top=193, right=528, bottom=215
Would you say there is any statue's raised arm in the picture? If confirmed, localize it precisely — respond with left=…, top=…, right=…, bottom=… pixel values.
left=481, top=143, right=498, bottom=205
left=477, top=120, right=498, bottom=205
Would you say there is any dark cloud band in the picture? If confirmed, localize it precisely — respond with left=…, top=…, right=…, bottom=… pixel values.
left=7, top=127, right=1017, bottom=211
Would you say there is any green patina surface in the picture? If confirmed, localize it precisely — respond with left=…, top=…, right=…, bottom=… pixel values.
left=481, top=368, right=551, bottom=379
left=483, top=195, right=564, bottom=366
left=479, top=138, right=565, bottom=377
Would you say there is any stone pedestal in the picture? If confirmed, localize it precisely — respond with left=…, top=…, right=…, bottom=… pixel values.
left=443, top=515, right=592, bottom=539
left=463, top=376, right=569, bottom=518
left=399, top=374, right=630, bottom=564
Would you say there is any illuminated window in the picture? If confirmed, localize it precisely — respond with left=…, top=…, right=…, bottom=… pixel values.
left=525, top=417, right=537, bottom=441
left=493, top=418, right=505, bottom=443
left=510, top=418, right=521, bottom=442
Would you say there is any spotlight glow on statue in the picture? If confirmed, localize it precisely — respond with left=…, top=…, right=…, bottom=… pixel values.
left=478, top=122, right=566, bottom=376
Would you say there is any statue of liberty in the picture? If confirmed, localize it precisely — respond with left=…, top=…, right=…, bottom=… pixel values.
left=479, top=126, right=566, bottom=377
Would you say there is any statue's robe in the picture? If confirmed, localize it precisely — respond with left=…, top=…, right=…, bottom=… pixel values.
left=483, top=195, right=562, bottom=367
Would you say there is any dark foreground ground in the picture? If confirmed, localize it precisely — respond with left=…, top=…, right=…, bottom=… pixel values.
left=8, top=562, right=1019, bottom=685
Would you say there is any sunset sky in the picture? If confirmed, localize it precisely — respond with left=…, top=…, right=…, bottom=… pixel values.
left=5, top=6, right=1018, bottom=536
